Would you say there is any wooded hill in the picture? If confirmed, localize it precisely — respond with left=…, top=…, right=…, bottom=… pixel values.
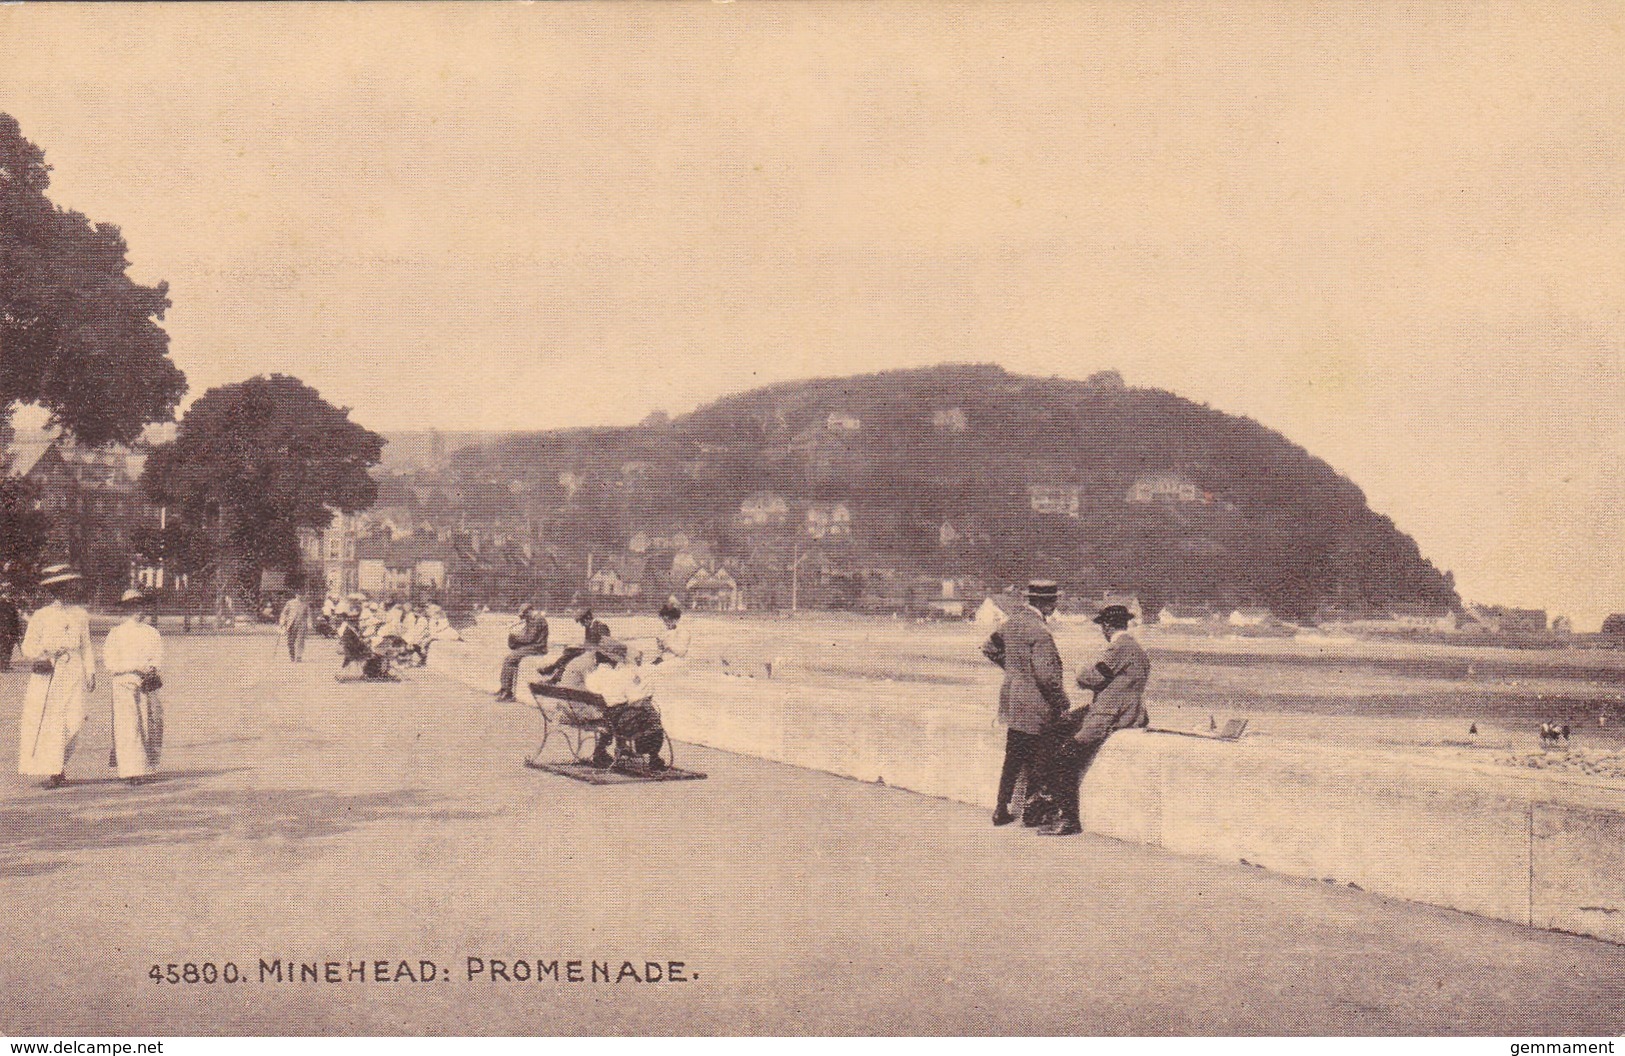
left=384, top=364, right=1459, bottom=619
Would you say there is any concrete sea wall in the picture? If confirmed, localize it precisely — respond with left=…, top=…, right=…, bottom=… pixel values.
left=429, top=619, right=1625, bottom=945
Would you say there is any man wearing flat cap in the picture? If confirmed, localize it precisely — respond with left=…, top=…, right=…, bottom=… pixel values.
left=1039, top=603, right=1152, bottom=837
left=981, top=579, right=1071, bottom=827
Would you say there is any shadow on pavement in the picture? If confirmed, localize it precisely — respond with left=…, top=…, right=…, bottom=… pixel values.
left=0, top=779, right=492, bottom=878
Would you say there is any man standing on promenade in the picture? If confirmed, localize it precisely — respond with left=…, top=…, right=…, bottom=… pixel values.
left=494, top=603, right=549, bottom=702
left=279, top=592, right=312, bottom=662
left=0, top=589, right=20, bottom=672
left=981, top=579, right=1070, bottom=827
left=1039, top=603, right=1151, bottom=837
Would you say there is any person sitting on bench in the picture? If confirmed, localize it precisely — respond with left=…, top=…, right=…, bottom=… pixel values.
left=336, top=603, right=394, bottom=681
left=494, top=603, right=549, bottom=702
left=583, top=639, right=666, bottom=771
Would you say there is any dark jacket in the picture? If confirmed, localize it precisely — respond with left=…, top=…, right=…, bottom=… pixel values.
left=0, top=600, right=19, bottom=638
left=1070, top=632, right=1151, bottom=744
left=981, top=606, right=1070, bottom=735
left=508, top=613, right=550, bottom=652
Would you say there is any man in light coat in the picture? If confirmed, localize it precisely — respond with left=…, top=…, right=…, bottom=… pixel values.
left=981, top=580, right=1070, bottom=827
left=104, top=589, right=165, bottom=783
left=279, top=592, right=312, bottom=662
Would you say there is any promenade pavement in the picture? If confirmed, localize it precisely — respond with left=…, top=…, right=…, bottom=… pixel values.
left=2, top=634, right=1623, bottom=1036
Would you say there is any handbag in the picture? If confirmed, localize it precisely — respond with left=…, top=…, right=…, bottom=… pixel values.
left=139, top=671, right=163, bottom=694
left=31, top=658, right=55, bottom=675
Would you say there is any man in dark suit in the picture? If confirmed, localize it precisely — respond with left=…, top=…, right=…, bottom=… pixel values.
left=1039, top=603, right=1152, bottom=837
left=494, top=603, right=550, bottom=702
left=0, top=591, right=20, bottom=672
left=981, top=580, right=1071, bottom=827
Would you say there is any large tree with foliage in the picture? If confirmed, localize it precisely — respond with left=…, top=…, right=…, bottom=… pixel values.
left=0, top=112, right=187, bottom=577
left=141, top=375, right=384, bottom=594
left=0, top=113, right=186, bottom=445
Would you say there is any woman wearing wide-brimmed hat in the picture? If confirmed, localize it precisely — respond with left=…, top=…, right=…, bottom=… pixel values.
left=103, top=588, right=165, bottom=784
left=17, top=564, right=96, bottom=787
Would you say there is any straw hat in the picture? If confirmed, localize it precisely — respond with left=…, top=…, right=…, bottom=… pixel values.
left=39, top=564, right=83, bottom=588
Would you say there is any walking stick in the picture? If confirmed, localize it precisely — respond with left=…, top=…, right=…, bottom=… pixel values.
left=28, top=660, right=59, bottom=762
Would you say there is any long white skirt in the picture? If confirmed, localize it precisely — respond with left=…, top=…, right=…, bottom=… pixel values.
left=17, top=658, right=89, bottom=777
left=109, top=675, right=163, bottom=779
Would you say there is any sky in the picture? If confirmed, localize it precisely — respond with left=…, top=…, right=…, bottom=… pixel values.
left=2, top=2, right=1621, bottom=626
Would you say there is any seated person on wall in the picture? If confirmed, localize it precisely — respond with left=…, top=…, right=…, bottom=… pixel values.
left=535, top=608, right=611, bottom=684
left=494, top=603, right=550, bottom=702
left=1038, top=603, right=1151, bottom=838
left=650, top=602, right=691, bottom=665
left=336, top=604, right=394, bottom=682
left=583, top=639, right=665, bottom=771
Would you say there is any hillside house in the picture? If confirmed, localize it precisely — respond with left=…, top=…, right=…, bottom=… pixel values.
left=686, top=567, right=743, bottom=611
left=354, top=538, right=456, bottom=598
left=738, top=493, right=789, bottom=527
left=1228, top=607, right=1275, bottom=628
left=1027, top=484, right=1082, bottom=519
left=1126, top=473, right=1201, bottom=504
left=805, top=502, right=853, bottom=540
left=588, top=566, right=641, bottom=599
left=825, top=411, right=862, bottom=432
left=931, top=407, right=969, bottom=433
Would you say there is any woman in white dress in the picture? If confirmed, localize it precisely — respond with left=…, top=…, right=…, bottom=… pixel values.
left=103, top=589, right=165, bottom=784
left=17, top=565, right=96, bottom=787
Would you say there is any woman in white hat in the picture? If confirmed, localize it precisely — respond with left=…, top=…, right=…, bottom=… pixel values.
left=17, top=565, right=96, bottom=787
left=103, top=589, right=165, bottom=784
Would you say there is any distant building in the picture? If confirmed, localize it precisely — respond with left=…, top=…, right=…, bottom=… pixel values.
left=1463, top=604, right=1548, bottom=634
left=7, top=432, right=164, bottom=601
left=805, top=502, right=853, bottom=540
left=686, top=566, right=743, bottom=611
left=588, top=566, right=641, bottom=599
left=738, top=493, right=789, bottom=527
left=1228, top=607, right=1275, bottom=628
left=1158, top=604, right=1219, bottom=626
left=299, top=511, right=366, bottom=597
left=1321, top=606, right=1458, bottom=634
left=931, top=407, right=969, bottom=433
left=1126, top=473, right=1202, bottom=504
left=824, top=411, right=862, bottom=432
left=1027, top=484, right=1082, bottom=519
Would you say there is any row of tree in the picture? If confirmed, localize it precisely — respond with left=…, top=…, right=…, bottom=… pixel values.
left=1, top=113, right=381, bottom=596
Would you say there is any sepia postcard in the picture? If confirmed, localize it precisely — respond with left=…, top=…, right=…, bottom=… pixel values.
left=2, top=1, right=1623, bottom=1044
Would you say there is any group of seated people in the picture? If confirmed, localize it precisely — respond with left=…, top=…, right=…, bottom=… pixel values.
left=329, top=593, right=463, bottom=680
left=497, top=601, right=692, bottom=770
